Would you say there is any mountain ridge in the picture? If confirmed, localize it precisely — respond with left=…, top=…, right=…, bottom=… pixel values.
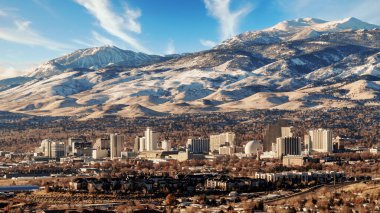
left=1, top=17, right=380, bottom=119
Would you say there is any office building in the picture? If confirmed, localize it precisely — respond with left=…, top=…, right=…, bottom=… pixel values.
left=92, top=149, right=109, bottom=159
left=281, top=126, right=293, bottom=137
left=93, top=138, right=110, bottom=150
left=275, top=137, right=301, bottom=158
left=161, top=140, right=171, bottom=151
left=37, top=139, right=66, bottom=158
left=262, top=120, right=290, bottom=151
left=67, top=138, right=82, bottom=155
left=370, top=147, right=380, bottom=154
left=282, top=155, right=306, bottom=167
left=69, top=138, right=92, bottom=156
left=50, top=142, right=65, bottom=158
left=210, top=132, right=236, bottom=153
left=121, top=151, right=138, bottom=159
left=219, top=146, right=235, bottom=155
left=306, top=129, right=333, bottom=153
left=333, top=136, right=344, bottom=151
left=134, top=136, right=140, bottom=152
left=187, top=138, right=210, bottom=154
left=110, top=134, right=124, bottom=160
left=92, top=137, right=111, bottom=159
left=139, top=137, right=146, bottom=152
left=145, top=127, right=159, bottom=151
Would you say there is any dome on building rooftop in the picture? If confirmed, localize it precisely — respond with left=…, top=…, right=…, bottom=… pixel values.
left=245, top=140, right=263, bottom=155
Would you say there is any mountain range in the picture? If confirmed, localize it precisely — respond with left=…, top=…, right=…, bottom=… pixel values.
left=1, top=17, right=380, bottom=119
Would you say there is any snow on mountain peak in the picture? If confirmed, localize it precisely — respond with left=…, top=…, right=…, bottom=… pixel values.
left=267, top=17, right=379, bottom=32
left=311, top=17, right=380, bottom=31
left=28, top=46, right=165, bottom=79
left=268, top=18, right=327, bottom=31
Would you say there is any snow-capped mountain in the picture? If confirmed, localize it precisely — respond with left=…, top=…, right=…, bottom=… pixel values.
left=218, top=17, right=380, bottom=48
left=0, top=17, right=379, bottom=119
left=29, top=45, right=168, bottom=79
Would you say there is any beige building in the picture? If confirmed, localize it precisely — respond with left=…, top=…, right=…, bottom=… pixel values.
left=281, top=126, right=293, bottom=137
left=92, top=149, right=109, bottom=159
left=210, top=132, right=236, bottom=153
left=139, top=137, right=146, bottom=152
left=219, top=146, right=235, bottom=155
left=306, top=129, right=333, bottom=153
left=333, top=136, right=344, bottom=150
left=282, top=155, right=305, bottom=166
left=161, top=140, right=171, bottom=151
left=92, top=137, right=110, bottom=159
left=37, top=139, right=66, bottom=158
left=370, top=147, right=380, bottom=154
left=93, top=138, right=110, bottom=150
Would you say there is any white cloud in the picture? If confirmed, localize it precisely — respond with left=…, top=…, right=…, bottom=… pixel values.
left=200, top=39, right=217, bottom=48
left=14, top=20, right=31, bottom=31
left=92, top=31, right=115, bottom=46
left=204, top=0, right=252, bottom=41
left=0, top=61, right=35, bottom=79
left=75, top=0, right=149, bottom=53
left=32, top=0, right=58, bottom=18
left=0, top=10, right=7, bottom=17
left=0, top=13, right=69, bottom=51
left=0, top=66, right=22, bottom=79
left=73, top=31, right=116, bottom=48
left=73, top=31, right=116, bottom=47
left=124, top=6, right=142, bottom=34
left=276, top=0, right=380, bottom=25
left=165, top=40, right=175, bottom=55
left=72, top=39, right=94, bottom=48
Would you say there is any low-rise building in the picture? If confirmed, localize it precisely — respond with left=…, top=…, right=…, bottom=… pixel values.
left=219, top=146, right=235, bottom=155
left=282, top=155, right=306, bottom=166
left=255, top=170, right=345, bottom=183
left=370, top=147, right=380, bottom=154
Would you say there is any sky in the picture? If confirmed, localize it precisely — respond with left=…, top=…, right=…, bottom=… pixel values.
left=0, top=0, right=380, bottom=78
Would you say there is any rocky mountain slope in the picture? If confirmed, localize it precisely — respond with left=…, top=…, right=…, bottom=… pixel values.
left=0, top=17, right=379, bottom=119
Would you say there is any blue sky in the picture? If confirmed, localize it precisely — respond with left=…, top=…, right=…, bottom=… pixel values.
left=0, top=0, right=380, bottom=78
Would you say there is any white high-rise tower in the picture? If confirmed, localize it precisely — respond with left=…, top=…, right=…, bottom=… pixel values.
left=306, top=129, right=332, bottom=153
left=145, top=127, right=159, bottom=151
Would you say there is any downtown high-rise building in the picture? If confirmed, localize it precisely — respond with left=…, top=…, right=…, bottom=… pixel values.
left=305, top=129, right=333, bottom=153
left=275, top=136, right=301, bottom=158
left=187, top=138, right=210, bottom=154
left=134, top=136, right=140, bottom=152
left=161, top=140, right=171, bottom=151
left=262, top=120, right=291, bottom=152
left=93, top=137, right=110, bottom=150
left=145, top=127, right=159, bottom=151
left=110, top=134, right=124, bottom=159
left=209, top=132, right=236, bottom=153
left=37, top=139, right=66, bottom=158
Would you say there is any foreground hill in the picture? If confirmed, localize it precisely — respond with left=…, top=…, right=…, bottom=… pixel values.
left=0, top=17, right=379, bottom=118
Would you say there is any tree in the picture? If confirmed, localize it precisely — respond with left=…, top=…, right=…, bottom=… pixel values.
left=165, top=194, right=177, bottom=206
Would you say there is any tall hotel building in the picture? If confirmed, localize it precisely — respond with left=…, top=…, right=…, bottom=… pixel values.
left=145, top=127, right=159, bottom=151
left=275, top=137, right=301, bottom=158
left=305, top=129, right=333, bottom=153
left=209, top=132, right=236, bottom=153
left=187, top=138, right=210, bottom=154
